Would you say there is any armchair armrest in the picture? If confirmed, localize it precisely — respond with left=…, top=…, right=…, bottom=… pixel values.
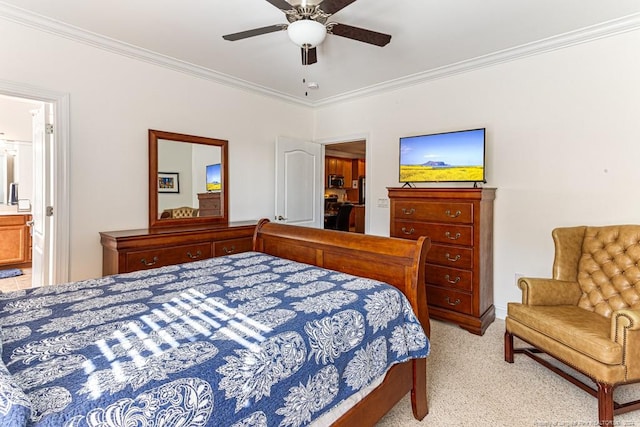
left=611, top=309, right=640, bottom=340
left=518, top=277, right=582, bottom=306
left=611, top=309, right=640, bottom=379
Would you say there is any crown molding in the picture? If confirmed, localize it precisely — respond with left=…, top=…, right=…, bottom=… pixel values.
left=0, top=2, right=315, bottom=107
left=314, top=13, right=640, bottom=107
left=1, top=2, right=639, bottom=108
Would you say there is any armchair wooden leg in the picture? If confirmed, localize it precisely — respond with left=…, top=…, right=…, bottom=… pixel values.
left=597, top=382, right=614, bottom=426
left=504, top=330, right=514, bottom=363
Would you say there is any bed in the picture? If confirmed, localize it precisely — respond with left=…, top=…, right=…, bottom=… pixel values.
left=0, top=219, right=431, bottom=426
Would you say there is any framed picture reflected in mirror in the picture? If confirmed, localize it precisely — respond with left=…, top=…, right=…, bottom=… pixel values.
left=158, top=172, right=180, bottom=193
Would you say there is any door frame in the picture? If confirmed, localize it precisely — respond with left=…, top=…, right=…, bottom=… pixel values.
left=317, top=133, right=369, bottom=232
left=0, top=79, right=70, bottom=284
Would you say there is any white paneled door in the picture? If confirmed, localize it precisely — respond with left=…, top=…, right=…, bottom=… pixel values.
left=275, top=137, right=323, bottom=228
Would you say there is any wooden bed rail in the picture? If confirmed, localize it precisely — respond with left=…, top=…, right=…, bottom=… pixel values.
left=252, top=218, right=431, bottom=337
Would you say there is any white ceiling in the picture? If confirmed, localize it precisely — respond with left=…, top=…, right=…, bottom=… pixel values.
left=1, top=0, right=640, bottom=106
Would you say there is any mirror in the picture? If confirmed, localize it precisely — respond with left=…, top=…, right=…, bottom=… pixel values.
left=149, top=129, right=228, bottom=228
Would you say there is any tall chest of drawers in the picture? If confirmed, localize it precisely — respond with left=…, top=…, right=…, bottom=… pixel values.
left=388, top=188, right=495, bottom=335
left=197, top=192, right=222, bottom=217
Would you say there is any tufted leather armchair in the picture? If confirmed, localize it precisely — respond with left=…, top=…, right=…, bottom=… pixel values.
left=160, top=206, right=199, bottom=219
left=505, top=225, right=640, bottom=425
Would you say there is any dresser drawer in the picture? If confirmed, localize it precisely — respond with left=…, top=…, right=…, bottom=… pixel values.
left=426, top=264, right=473, bottom=292
left=392, top=221, right=473, bottom=246
left=426, top=286, right=473, bottom=315
left=427, top=244, right=473, bottom=268
left=125, top=242, right=212, bottom=272
left=393, top=201, right=473, bottom=224
left=213, top=237, right=253, bottom=257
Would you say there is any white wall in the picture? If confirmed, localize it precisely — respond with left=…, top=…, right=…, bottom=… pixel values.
left=0, top=96, right=38, bottom=141
left=0, top=19, right=314, bottom=281
left=157, top=140, right=193, bottom=211
left=314, top=29, right=640, bottom=319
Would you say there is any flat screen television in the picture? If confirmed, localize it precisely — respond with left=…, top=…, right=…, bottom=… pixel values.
left=399, top=128, right=486, bottom=183
left=206, top=163, right=221, bottom=192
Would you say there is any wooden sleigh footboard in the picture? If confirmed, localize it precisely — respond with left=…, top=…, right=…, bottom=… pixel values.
left=253, top=219, right=431, bottom=425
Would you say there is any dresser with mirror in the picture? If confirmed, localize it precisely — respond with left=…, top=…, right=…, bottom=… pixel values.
left=100, top=130, right=256, bottom=275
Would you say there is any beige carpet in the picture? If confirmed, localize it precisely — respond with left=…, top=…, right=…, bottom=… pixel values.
left=377, top=318, right=640, bottom=426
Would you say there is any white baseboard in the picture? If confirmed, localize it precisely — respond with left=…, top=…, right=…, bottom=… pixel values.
left=495, top=305, right=507, bottom=320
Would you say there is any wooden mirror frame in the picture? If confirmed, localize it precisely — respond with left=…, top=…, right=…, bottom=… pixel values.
left=149, top=129, right=228, bottom=229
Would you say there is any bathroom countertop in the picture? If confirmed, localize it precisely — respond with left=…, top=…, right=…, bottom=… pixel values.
left=0, top=205, right=31, bottom=215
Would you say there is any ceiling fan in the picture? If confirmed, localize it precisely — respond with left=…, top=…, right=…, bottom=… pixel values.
left=222, top=0, right=391, bottom=65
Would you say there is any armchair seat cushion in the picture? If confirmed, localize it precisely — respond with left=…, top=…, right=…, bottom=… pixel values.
left=507, top=303, right=622, bottom=365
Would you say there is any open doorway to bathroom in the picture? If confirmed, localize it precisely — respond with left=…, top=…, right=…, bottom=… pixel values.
left=0, top=87, right=67, bottom=290
left=0, top=94, right=41, bottom=290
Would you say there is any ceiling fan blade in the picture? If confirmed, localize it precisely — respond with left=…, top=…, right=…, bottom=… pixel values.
left=222, top=24, right=287, bottom=41
left=265, top=0, right=296, bottom=11
left=318, top=0, right=357, bottom=15
left=301, top=47, right=318, bottom=65
left=329, top=23, right=391, bottom=47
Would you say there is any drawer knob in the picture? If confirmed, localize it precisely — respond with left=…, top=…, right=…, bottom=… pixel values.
left=401, top=227, right=415, bottom=235
left=445, top=296, right=461, bottom=306
left=445, top=253, right=461, bottom=262
left=401, top=208, right=415, bottom=215
left=444, top=231, right=461, bottom=240
left=141, top=256, right=159, bottom=266
left=223, top=245, right=236, bottom=254
left=445, top=209, right=461, bottom=218
left=444, top=274, right=461, bottom=284
left=187, top=250, right=202, bottom=259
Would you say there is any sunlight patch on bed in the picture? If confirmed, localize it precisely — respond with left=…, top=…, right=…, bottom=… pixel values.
left=87, top=287, right=273, bottom=398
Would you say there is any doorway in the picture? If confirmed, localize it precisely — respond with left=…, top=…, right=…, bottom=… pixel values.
left=0, top=81, right=70, bottom=286
left=323, top=140, right=366, bottom=233
left=0, top=95, right=40, bottom=289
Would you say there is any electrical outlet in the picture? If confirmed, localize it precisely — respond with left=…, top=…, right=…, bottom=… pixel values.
left=377, top=198, right=389, bottom=208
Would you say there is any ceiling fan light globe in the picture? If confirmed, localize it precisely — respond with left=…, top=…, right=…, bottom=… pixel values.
left=287, top=19, right=326, bottom=47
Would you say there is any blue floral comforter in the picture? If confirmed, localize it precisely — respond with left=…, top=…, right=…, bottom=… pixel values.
left=0, top=251, right=429, bottom=427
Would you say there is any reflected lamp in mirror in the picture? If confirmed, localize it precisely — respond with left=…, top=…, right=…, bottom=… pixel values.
left=149, top=129, right=228, bottom=228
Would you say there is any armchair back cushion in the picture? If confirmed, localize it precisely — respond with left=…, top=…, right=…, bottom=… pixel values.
left=556, top=226, right=640, bottom=318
